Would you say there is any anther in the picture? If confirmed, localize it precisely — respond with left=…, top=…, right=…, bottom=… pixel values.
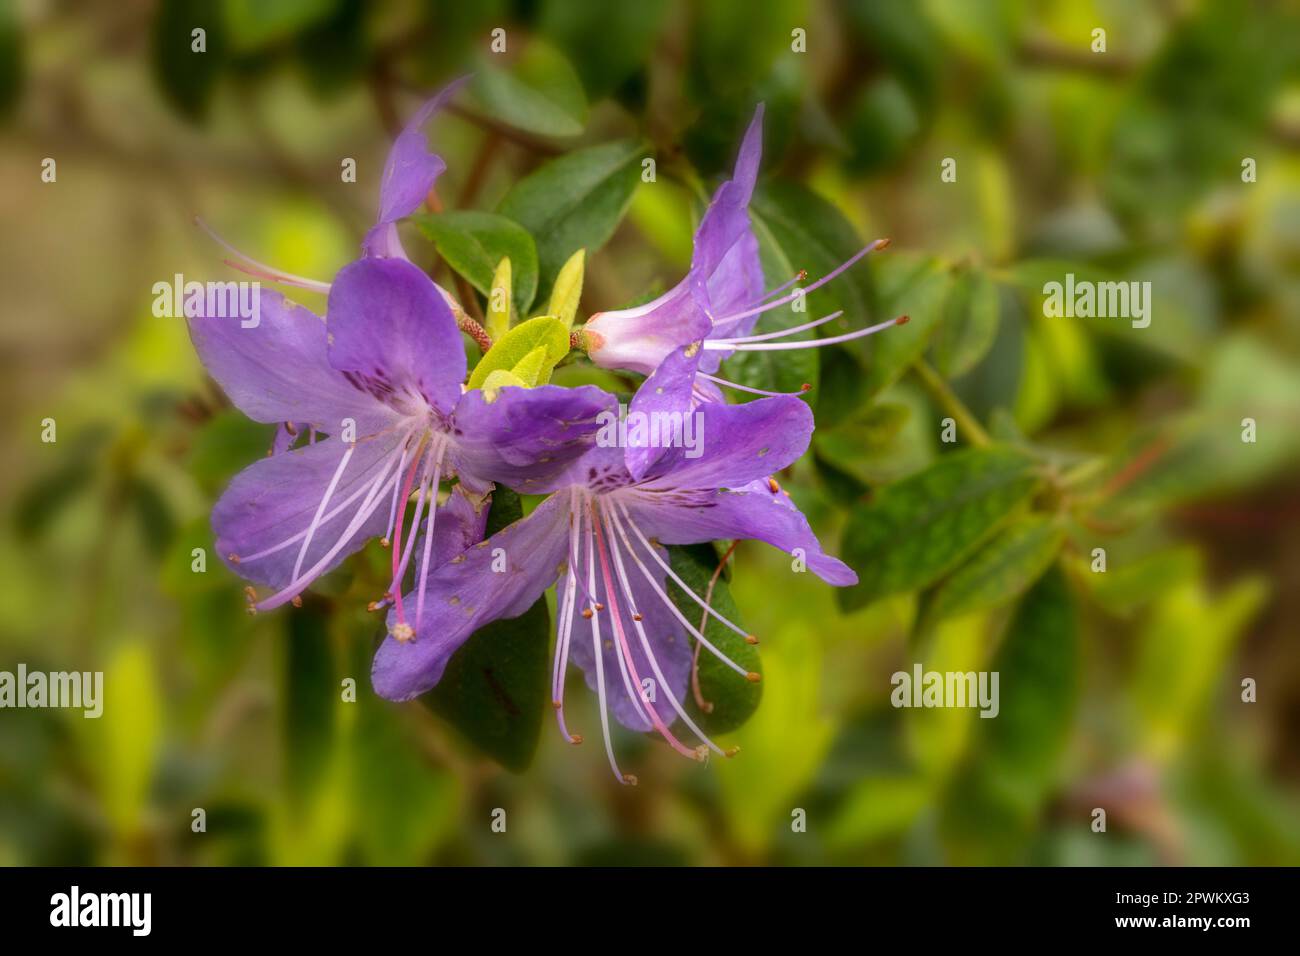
left=569, top=734, right=583, bottom=745
left=291, top=595, right=303, bottom=608
left=367, top=600, right=383, bottom=612
left=380, top=537, right=391, bottom=548
left=745, top=634, right=759, bottom=645
left=896, top=314, right=910, bottom=325
left=796, top=269, right=808, bottom=281
left=243, top=586, right=257, bottom=602
left=621, top=773, right=639, bottom=786
left=745, top=671, right=762, bottom=683
left=594, top=602, right=605, bottom=612
left=582, top=608, right=594, bottom=619
left=228, top=553, right=241, bottom=564
left=767, top=478, right=780, bottom=493
left=725, top=746, right=741, bottom=758
left=632, top=612, right=643, bottom=622
left=876, top=237, right=892, bottom=250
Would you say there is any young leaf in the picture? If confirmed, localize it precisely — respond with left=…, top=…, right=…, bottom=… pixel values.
left=666, top=544, right=761, bottom=736
left=838, top=445, right=1042, bottom=611
left=924, top=514, right=1066, bottom=623
left=413, top=211, right=538, bottom=317
left=486, top=256, right=512, bottom=340
left=498, top=140, right=644, bottom=298
left=422, top=489, right=550, bottom=772
left=480, top=368, right=529, bottom=401
left=548, top=248, right=586, bottom=329
left=468, top=316, right=570, bottom=390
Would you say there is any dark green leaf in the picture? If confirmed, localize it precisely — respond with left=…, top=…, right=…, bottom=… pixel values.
left=498, top=139, right=645, bottom=299
left=187, top=411, right=275, bottom=494
left=667, top=544, right=761, bottom=736
left=223, top=0, right=339, bottom=52
left=472, top=39, right=588, bottom=137
left=280, top=600, right=336, bottom=803
left=152, top=0, right=227, bottom=121
left=838, top=445, right=1041, bottom=611
left=538, top=0, right=668, bottom=100
left=422, top=488, right=550, bottom=771
left=925, top=514, right=1066, bottom=623
left=414, top=211, right=539, bottom=316
left=930, top=264, right=1000, bottom=378
left=860, top=253, right=950, bottom=399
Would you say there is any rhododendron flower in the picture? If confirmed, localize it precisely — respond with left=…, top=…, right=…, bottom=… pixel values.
left=371, top=394, right=856, bottom=782
left=188, top=257, right=610, bottom=636
left=580, top=102, right=900, bottom=474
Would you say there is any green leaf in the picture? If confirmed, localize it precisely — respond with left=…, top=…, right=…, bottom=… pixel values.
left=838, top=445, right=1042, bottom=611
left=666, top=544, right=761, bottom=736
left=498, top=139, right=644, bottom=298
left=222, top=0, right=338, bottom=52
left=0, top=0, right=22, bottom=120
left=468, top=316, right=569, bottom=390
left=924, top=514, right=1066, bottom=623
left=485, top=256, right=513, bottom=339
left=188, top=411, right=274, bottom=494
left=860, top=253, right=951, bottom=399
left=152, top=0, right=227, bottom=121
left=930, top=264, right=1000, bottom=378
left=86, top=642, right=162, bottom=835
left=538, top=0, right=668, bottom=100
left=422, top=489, right=550, bottom=772
left=826, top=775, right=932, bottom=849
left=471, top=39, right=588, bottom=137
left=507, top=346, right=548, bottom=386
left=979, top=565, right=1078, bottom=808
left=280, top=601, right=336, bottom=804
left=547, top=248, right=586, bottom=329
left=413, top=211, right=538, bottom=317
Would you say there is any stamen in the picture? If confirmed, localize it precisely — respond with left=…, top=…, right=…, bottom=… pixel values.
left=705, top=314, right=907, bottom=352
left=584, top=506, right=628, bottom=785
left=696, top=371, right=811, bottom=398
left=194, top=217, right=332, bottom=294
left=382, top=442, right=411, bottom=547
left=387, top=441, right=435, bottom=629
left=291, top=443, right=355, bottom=584
left=713, top=309, right=844, bottom=345
left=708, top=238, right=889, bottom=328
left=608, top=503, right=751, bottom=676
left=590, top=503, right=698, bottom=759
left=600, top=509, right=724, bottom=757
left=413, top=438, right=448, bottom=634
left=614, top=502, right=756, bottom=651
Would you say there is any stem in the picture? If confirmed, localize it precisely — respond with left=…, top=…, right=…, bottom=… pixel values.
left=912, top=359, right=991, bottom=448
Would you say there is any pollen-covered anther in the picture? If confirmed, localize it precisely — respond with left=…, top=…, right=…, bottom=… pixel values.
left=366, top=600, right=384, bottom=612
left=291, top=595, right=303, bottom=608
left=796, top=269, right=808, bottom=281
left=896, top=314, right=910, bottom=325
left=228, top=553, right=241, bottom=565
left=800, top=383, right=812, bottom=392
left=621, top=773, right=639, bottom=786
left=379, top=537, right=391, bottom=548
left=725, top=746, right=741, bottom=758
left=745, top=671, right=762, bottom=683
left=243, top=586, right=257, bottom=602
left=876, top=237, right=892, bottom=250
left=569, top=734, right=583, bottom=745
left=632, top=612, right=643, bottom=622
left=594, top=602, right=605, bottom=612
left=767, top=478, right=780, bottom=494
left=745, top=634, right=759, bottom=645
left=390, top=622, right=416, bottom=643
left=581, top=607, right=594, bottom=620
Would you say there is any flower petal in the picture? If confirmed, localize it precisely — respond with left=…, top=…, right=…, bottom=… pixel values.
left=362, top=78, right=467, bottom=259
left=565, top=537, right=691, bottom=733
left=449, top=384, right=616, bottom=494
left=371, top=492, right=571, bottom=701
left=327, top=257, right=467, bottom=417
left=624, top=345, right=702, bottom=480
left=187, top=289, right=390, bottom=433
left=624, top=480, right=857, bottom=586
left=639, top=394, right=813, bottom=490
left=213, top=431, right=406, bottom=590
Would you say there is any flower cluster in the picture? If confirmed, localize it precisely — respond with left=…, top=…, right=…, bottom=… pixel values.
left=187, top=85, right=900, bottom=782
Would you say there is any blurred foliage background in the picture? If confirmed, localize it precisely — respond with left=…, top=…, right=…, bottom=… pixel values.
left=2, top=0, right=1300, bottom=866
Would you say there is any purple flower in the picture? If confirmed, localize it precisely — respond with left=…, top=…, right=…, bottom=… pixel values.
left=370, top=393, right=856, bottom=782
left=188, top=257, right=611, bottom=638
left=581, top=104, right=899, bottom=434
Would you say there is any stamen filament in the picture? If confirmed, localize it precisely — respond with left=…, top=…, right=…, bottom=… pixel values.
left=705, top=314, right=906, bottom=351
left=194, top=217, right=332, bottom=294
left=291, top=443, right=355, bottom=583
left=711, top=309, right=843, bottom=345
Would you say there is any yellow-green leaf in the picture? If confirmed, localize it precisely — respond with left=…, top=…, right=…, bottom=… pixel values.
left=468, top=316, right=569, bottom=390
left=548, top=248, right=586, bottom=329
left=486, top=256, right=513, bottom=340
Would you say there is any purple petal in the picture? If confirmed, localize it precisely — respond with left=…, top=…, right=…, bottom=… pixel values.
left=584, top=283, right=712, bottom=376
left=449, top=384, right=616, bottom=495
left=565, top=538, right=690, bottom=733
left=362, top=78, right=468, bottom=259
left=213, top=432, right=405, bottom=590
left=624, top=345, right=703, bottom=480
left=625, top=480, right=857, bottom=586
left=423, top=485, right=491, bottom=571
left=187, top=288, right=391, bottom=434
left=640, top=394, right=813, bottom=490
left=326, top=257, right=466, bottom=417
left=371, top=492, right=571, bottom=701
